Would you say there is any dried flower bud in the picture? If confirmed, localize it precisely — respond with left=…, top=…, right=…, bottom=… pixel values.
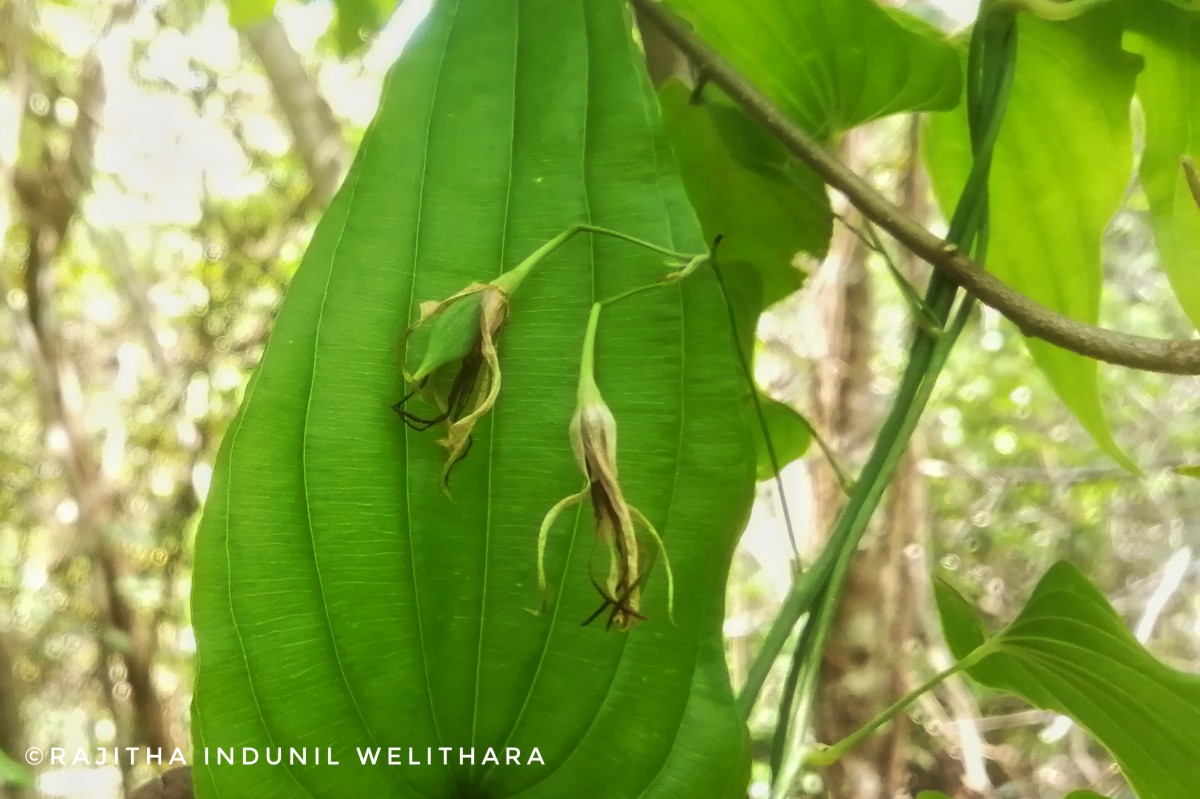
left=536, top=304, right=674, bottom=630
left=395, top=225, right=712, bottom=495
left=395, top=279, right=512, bottom=493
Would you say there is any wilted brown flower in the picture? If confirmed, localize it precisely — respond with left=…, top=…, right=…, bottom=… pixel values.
left=536, top=303, right=674, bottom=630
left=396, top=225, right=712, bottom=494
left=395, top=277, right=514, bottom=493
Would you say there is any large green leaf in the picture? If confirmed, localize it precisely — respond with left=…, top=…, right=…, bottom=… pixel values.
left=655, top=0, right=960, bottom=483
left=935, top=562, right=1200, bottom=799
left=924, top=12, right=1140, bottom=469
left=190, top=1, right=756, bottom=798
left=1124, top=1, right=1200, bottom=330
left=664, top=0, right=961, bottom=139
left=660, top=81, right=830, bottom=310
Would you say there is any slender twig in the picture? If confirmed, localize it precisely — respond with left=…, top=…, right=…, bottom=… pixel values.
left=807, top=644, right=994, bottom=767
left=630, top=0, right=1200, bottom=376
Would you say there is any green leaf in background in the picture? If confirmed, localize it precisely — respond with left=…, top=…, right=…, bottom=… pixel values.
left=0, top=749, right=33, bottom=789
left=919, top=792, right=1107, bottom=799
left=226, top=0, right=277, bottom=28
left=190, top=0, right=756, bottom=797
left=665, top=0, right=961, bottom=139
left=935, top=562, right=1200, bottom=799
left=754, top=394, right=813, bottom=481
left=931, top=577, right=988, bottom=662
left=1124, top=1, right=1200, bottom=330
left=924, top=11, right=1140, bottom=470
left=660, top=81, right=830, bottom=312
left=332, top=0, right=402, bottom=55
left=1174, top=464, right=1200, bottom=478
left=228, top=0, right=400, bottom=53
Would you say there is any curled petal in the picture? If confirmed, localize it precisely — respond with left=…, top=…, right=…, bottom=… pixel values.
left=605, top=500, right=641, bottom=628
left=630, top=506, right=675, bottom=626
left=397, top=283, right=513, bottom=494
left=436, top=288, right=509, bottom=493
left=417, top=300, right=443, bottom=323
left=534, top=485, right=589, bottom=613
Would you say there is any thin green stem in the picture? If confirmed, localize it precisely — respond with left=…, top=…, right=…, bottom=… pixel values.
left=504, top=223, right=705, bottom=287
left=505, top=226, right=581, bottom=285
left=596, top=243, right=806, bottom=565
left=599, top=281, right=673, bottom=309
left=763, top=22, right=1016, bottom=792
left=806, top=641, right=996, bottom=767
left=577, top=223, right=702, bottom=261
left=578, top=302, right=603, bottom=404
left=632, top=0, right=1200, bottom=375
left=854, top=220, right=943, bottom=337
left=711, top=260, right=801, bottom=562
left=739, top=5, right=1018, bottom=723
left=805, top=418, right=854, bottom=494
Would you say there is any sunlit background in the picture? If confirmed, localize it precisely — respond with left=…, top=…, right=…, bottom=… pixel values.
left=1, top=0, right=1196, bottom=797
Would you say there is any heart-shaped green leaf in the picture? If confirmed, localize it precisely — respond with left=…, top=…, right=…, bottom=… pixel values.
left=664, top=0, right=961, bottom=139
left=190, top=1, right=757, bottom=797
left=660, top=81, right=830, bottom=311
left=935, top=562, right=1200, bottom=799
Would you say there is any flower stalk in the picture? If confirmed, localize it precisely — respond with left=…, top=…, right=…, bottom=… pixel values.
left=395, top=280, right=511, bottom=493
left=396, top=224, right=709, bottom=493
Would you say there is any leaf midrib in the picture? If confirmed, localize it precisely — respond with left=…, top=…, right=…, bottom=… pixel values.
left=469, top=0, right=521, bottom=784
left=398, top=1, right=463, bottom=793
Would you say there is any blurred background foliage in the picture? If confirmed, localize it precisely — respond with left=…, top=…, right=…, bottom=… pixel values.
left=0, top=0, right=1195, bottom=798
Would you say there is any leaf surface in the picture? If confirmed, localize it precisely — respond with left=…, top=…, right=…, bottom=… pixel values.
left=1124, top=0, right=1200, bottom=330
left=191, top=1, right=756, bottom=797
left=660, top=81, right=829, bottom=310
left=754, top=394, right=812, bottom=482
left=665, top=0, right=961, bottom=139
left=935, top=562, right=1200, bottom=799
left=924, top=12, right=1140, bottom=469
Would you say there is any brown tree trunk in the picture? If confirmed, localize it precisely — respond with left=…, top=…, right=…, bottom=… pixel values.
left=808, top=131, right=924, bottom=799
